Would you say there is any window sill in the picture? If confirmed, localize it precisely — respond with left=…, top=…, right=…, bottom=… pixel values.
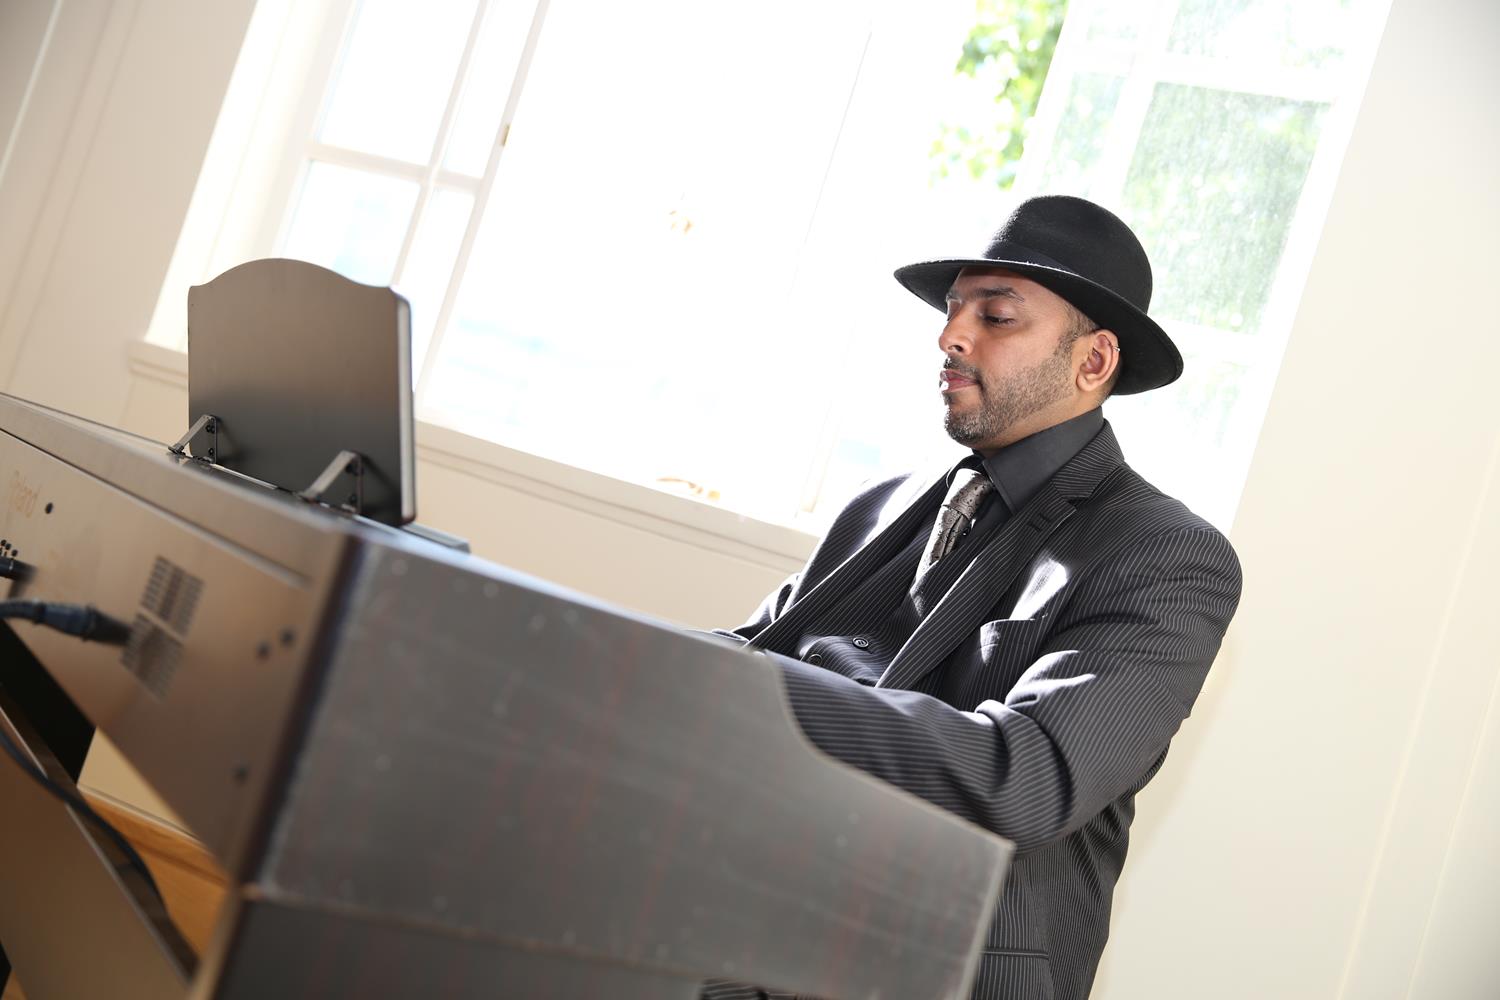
left=127, top=341, right=817, bottom=571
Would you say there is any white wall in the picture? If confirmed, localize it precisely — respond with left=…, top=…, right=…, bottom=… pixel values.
left=1094, top=0, right=1500, bottom=996
left=0, top=0, right=259, bottom=424
left=2, top=0, right=1497, bottom=997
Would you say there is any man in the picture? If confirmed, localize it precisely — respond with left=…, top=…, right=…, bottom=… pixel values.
left=704, top=195, right=1242, bottom=1000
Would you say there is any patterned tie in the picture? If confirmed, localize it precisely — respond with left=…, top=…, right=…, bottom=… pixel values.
left=918, top=466, right=993, bottom=575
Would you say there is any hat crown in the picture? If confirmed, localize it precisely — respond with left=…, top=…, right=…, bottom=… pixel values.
left=984, top=195, right=1153, bottom=313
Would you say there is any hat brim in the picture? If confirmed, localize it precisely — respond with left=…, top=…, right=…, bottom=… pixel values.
left=893, top=257, right=1183, bottom=395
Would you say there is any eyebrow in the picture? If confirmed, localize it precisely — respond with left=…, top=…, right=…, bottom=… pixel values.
left=945, top=285, right=1026, bottom=305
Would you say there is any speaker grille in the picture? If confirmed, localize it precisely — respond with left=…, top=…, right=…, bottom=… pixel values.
left=122, top=557, right=203, bottom=698
left=121, top=616, right=183, bottom=698
left=141, top=556, right=203, bottom=634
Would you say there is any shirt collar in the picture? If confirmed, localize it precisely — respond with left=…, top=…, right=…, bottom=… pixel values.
left=975, top=407, right=1105, bottom=513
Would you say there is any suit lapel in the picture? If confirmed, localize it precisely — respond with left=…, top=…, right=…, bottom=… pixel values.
left=877, top=423, right=1127, bottom=691
left=748, top=472, right=948, bottom=655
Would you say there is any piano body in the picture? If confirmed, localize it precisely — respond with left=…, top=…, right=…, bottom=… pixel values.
left=0, top=391, right=1011, bottom=998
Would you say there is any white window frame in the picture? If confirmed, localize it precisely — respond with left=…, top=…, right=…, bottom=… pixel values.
left=270, top=0, right=551, bottom=396
left=142, top=0, right=812, bottom=559
left=1011, top=0, right=1392, bottom=525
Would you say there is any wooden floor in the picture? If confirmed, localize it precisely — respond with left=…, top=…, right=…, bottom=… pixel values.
left=2, top=794, right=230, bottom=1000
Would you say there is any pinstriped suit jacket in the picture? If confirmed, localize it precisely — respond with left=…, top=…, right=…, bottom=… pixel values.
left=710, top=421, right=1241, bottom=1000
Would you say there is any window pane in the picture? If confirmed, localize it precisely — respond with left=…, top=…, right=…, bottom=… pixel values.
left=319, top=0, right=479, bottom=163
left=421, top=0, right=877, bottom=519
left=1167, top=0, right=1370, bottom=70
left=1121, top=84, right=1325, bottom=334
left=443, top=0, right=540, bottom=176
left=281, top=162, right=419, bottom=285
left=1085, top=0, right=1146, bottom=43
left=396, top=188, right=473, bottom=380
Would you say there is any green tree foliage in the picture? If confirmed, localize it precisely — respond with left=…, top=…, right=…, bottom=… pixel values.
left=930, top=0, right=1070, bottom=189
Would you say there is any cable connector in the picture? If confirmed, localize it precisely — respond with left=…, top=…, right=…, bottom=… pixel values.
left=0, top=601, right=134, bottom=645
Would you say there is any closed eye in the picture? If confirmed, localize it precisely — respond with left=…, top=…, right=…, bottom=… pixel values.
left=984, top=314, right=1013, bottom=326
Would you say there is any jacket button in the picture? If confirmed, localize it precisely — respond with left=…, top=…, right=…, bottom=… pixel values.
left=852, top=637, right=870, bottom=649
left=807, top=653, right=823, bottom=665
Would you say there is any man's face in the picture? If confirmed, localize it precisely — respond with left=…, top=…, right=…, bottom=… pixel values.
left=937, top=267, right=1086, bottom=454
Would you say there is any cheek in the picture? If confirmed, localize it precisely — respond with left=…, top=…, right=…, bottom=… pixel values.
left=993, top=333, right=1065, bottom=373
left=969, top=342, right=1029, bottom=382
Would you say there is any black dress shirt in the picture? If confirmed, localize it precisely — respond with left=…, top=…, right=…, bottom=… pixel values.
left=963, top=405, right=1106, bottom=539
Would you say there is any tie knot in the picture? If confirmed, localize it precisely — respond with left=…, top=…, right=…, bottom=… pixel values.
left=916, top=466, right=994, bottom=575
left=943, top=467, right=992, bottom=522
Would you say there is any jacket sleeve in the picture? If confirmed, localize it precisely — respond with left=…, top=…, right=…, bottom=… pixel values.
left=708, top=573, right=799, bottom=643
left=768, top=524, right=1242, bottom=851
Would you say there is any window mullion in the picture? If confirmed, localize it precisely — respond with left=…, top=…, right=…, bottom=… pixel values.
left=1166, top=320, right=1260, bottom=367
left=1011, top=0, right=1091, bottom=198
left=390, top=0, right=492, bottom=287
left=414, top=0, right=551, bottom=407
left=304, top=141, right=433, bottom=182
left=1084, top=0, right=1186, bottom=209
left=1154, top=54, right=1338, bottom=104
left=263, top=0, right=362, bottom=258
left=434, top=167, right=486, bottom=191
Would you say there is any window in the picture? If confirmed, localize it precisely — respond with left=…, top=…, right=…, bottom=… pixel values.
left=151, top=0, right=1389, bottom=531
left=1011, top=0, right=1391, bottom=524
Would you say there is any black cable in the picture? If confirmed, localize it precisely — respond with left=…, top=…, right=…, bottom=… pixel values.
left=0, top=600, right=133, bottom=644
left=0, top=600, right=163, bottom=902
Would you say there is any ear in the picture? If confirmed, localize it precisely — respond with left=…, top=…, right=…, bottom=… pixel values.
left=1076, top=330, right=1120, bottom=395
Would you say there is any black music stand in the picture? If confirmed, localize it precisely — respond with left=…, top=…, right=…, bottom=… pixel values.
left=175, top=258, right=416, bottom=527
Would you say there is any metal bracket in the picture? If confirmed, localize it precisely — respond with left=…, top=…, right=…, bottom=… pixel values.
left=297, top=449, right=364, bottom=515
left=169, top=413, right=220, bottom=463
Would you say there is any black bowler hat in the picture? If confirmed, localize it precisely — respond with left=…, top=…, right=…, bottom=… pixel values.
left=894, top=195, right=1181, bottom=395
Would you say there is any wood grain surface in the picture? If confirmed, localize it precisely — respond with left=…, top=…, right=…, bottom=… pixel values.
left=2, top=794, right=231, bottom=1000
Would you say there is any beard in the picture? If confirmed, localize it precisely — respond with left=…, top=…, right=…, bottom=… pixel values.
left=942, top=341, right=1075, bottom=448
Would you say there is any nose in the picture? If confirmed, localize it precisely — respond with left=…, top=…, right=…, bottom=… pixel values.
left=937, top=314, right=971, bottom=357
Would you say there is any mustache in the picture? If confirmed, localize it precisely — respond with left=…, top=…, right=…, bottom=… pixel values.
left=942, top=359, right=984, bottom=384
